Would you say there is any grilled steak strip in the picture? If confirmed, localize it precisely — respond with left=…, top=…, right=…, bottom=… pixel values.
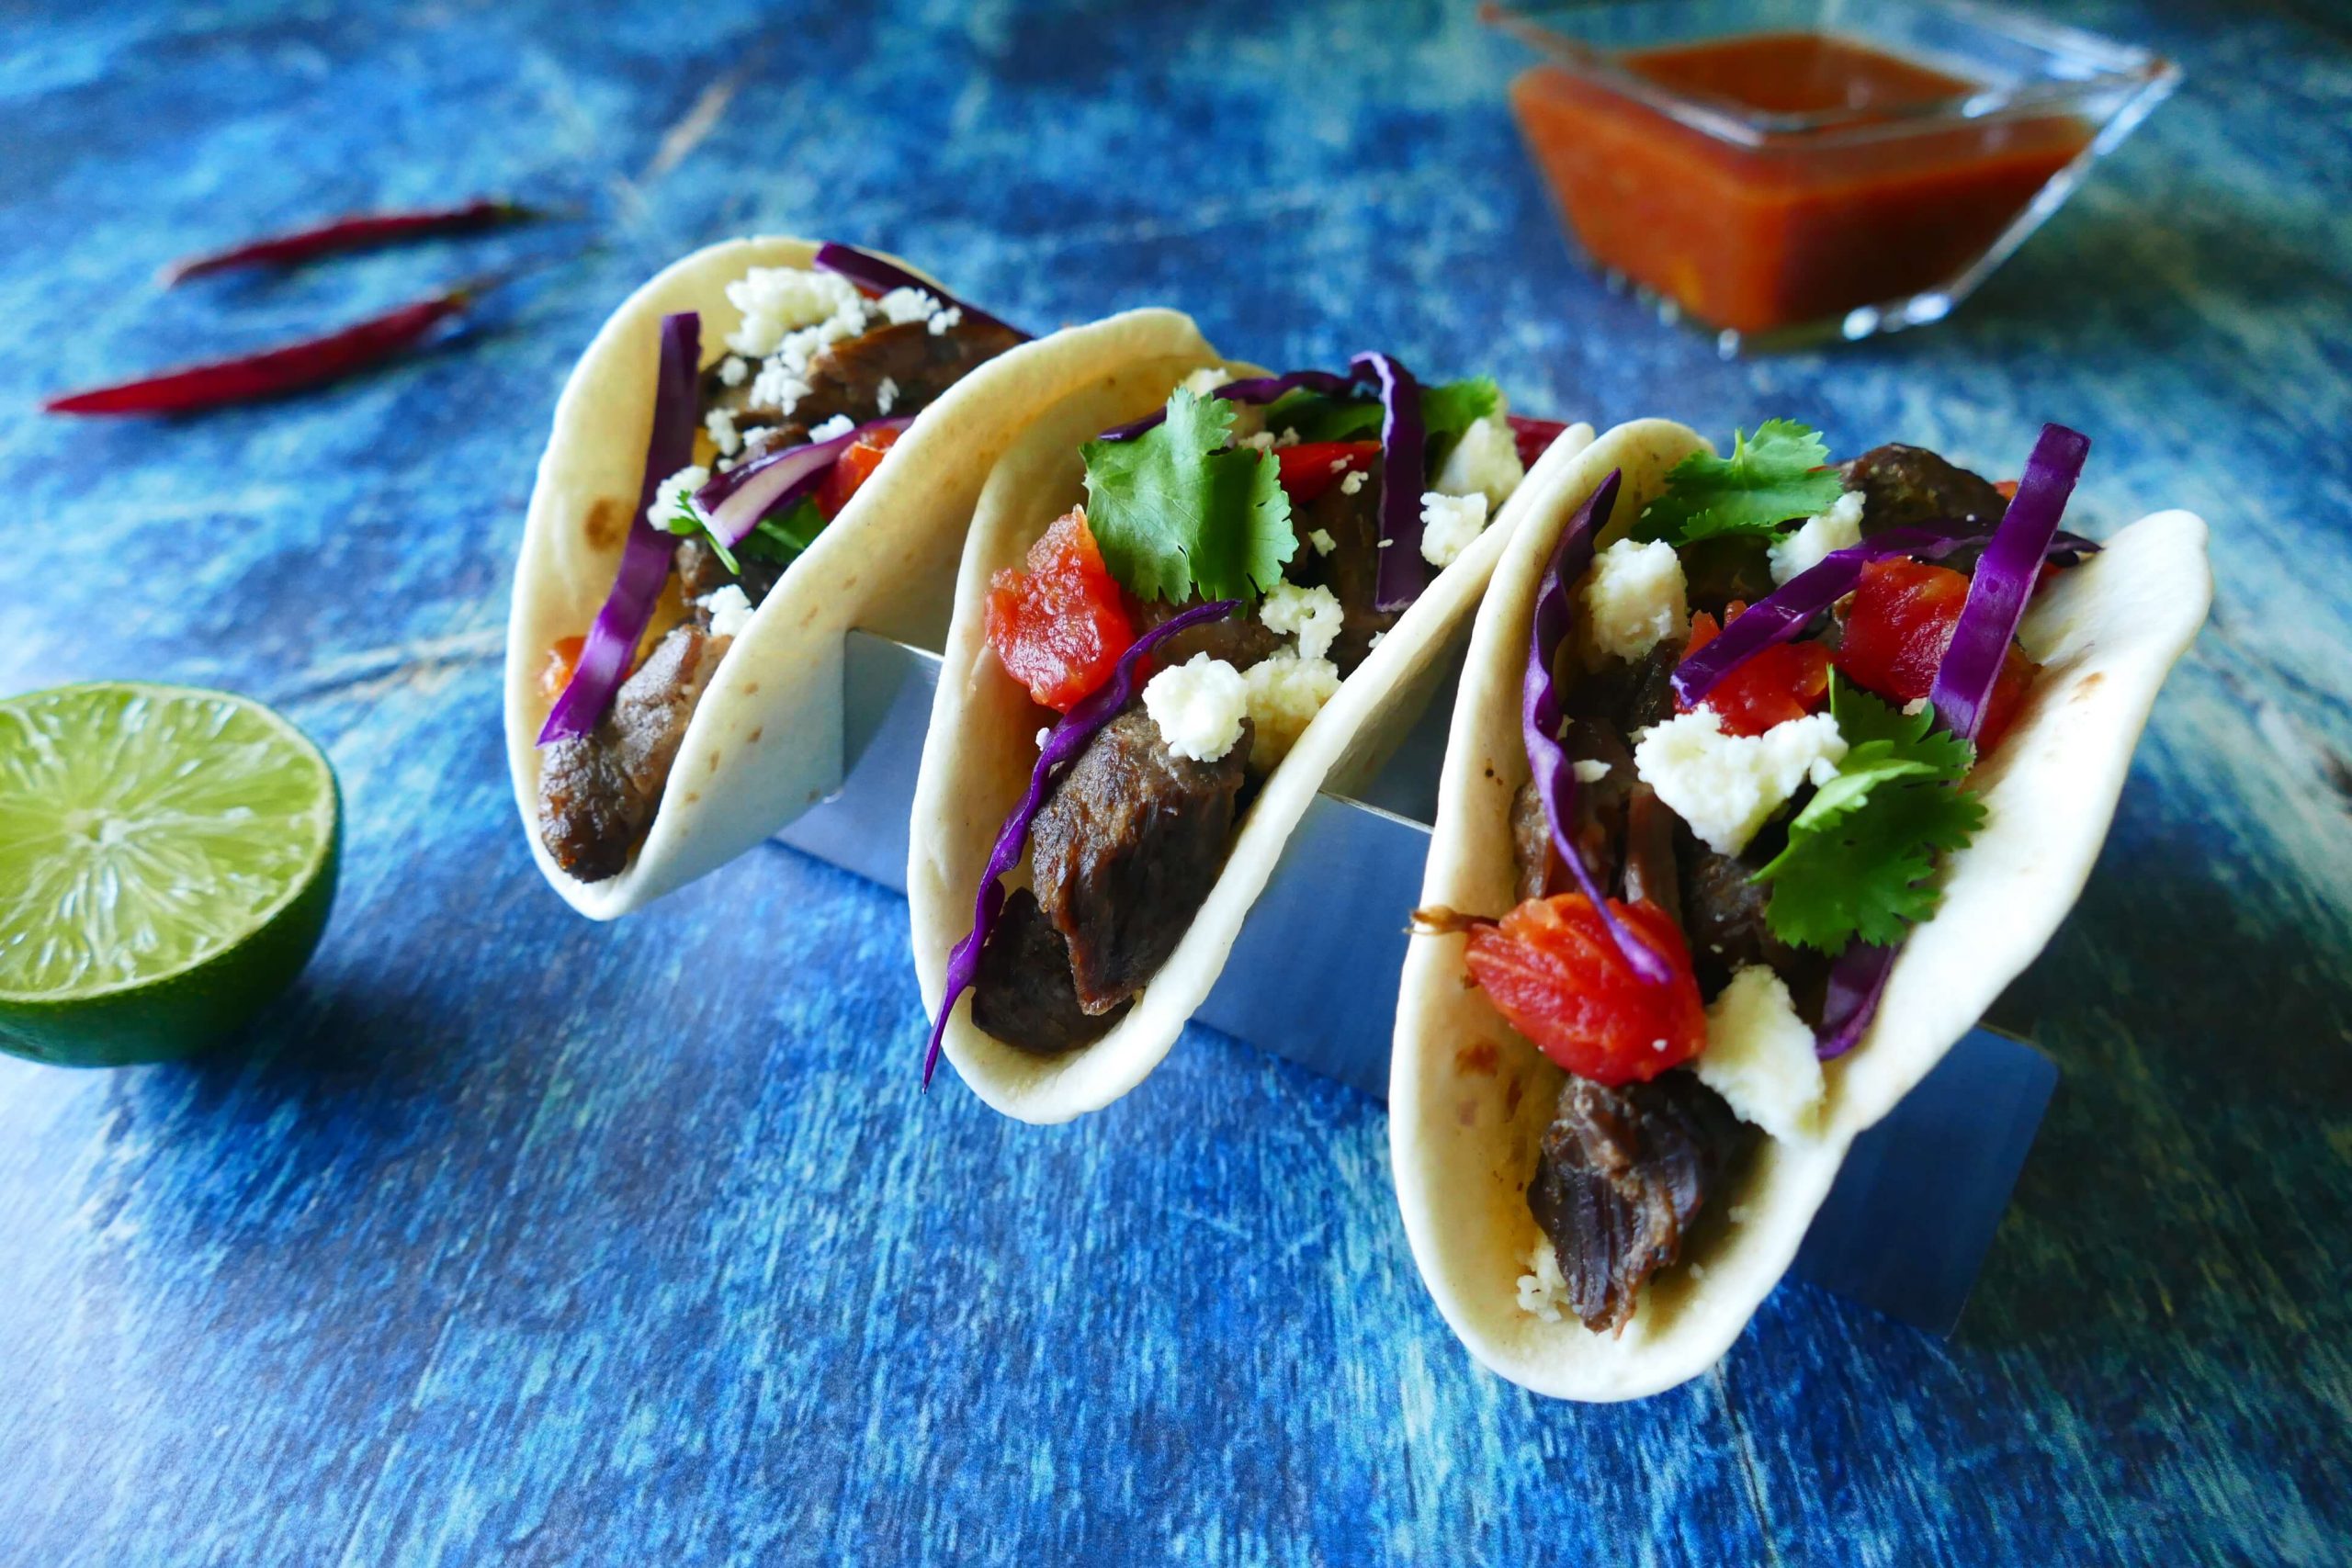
left=537, top=623, right=728, bottom=882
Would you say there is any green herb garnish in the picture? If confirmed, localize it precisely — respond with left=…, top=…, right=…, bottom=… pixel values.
left=1753, top=678, right=1985, bottom=953
left=1263, top=376, right=1499, bottom=464
left=1080, top=389, right=1295, bottom=604
left=1638, top=419, right=1847, bottom=547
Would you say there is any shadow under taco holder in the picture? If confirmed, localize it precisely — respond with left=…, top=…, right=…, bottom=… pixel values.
left=774, top=628, right=2057, bottom=1339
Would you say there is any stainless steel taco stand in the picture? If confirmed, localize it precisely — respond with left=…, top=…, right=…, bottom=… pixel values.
left=777, top=631, right=2059, bottom=1337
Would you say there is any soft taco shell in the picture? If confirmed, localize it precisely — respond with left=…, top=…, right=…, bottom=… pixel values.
left=909, top=391, right=1600, bottom=1123
left=1390, top=418, right=2212, bottom=1401
left=504, top=236, right=1216, bottom=919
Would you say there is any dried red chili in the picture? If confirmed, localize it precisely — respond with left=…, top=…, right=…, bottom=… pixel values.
left=43, top=281, right=486, bottom=416
left=159, top=197, right=541, bottom=286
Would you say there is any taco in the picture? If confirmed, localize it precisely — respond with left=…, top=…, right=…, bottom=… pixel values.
left=504, top=236, right=1214, bottom=916
left=1391, top=416, right=2210, bottom=1400
left=909, top=350, right=1599, bottom=1122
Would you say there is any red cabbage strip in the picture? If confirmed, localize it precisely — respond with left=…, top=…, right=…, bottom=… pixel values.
left=1815, top=942, right=1898, bottom=1060
left=1507, top=414, right=1571, bottom=468
left=537, top=311, right=701, bottom=745
left=921, top=598, right=1241, bottom=1088
left=1521, top=471, right=1672, bottom=985
left=1671, top=520, right=2098, bottom=708
left=694, top=416, right=911, bottom=547
left=811, top=242, right=1026, bottom=340
left=1358, top=352, right=1430, bottom=612
left=1093, top=368, right=1356, bottom=443
left=1928, top=423, right=2090, bottom=744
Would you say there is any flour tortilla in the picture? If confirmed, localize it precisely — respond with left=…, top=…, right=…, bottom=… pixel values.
left=1391, top=419, right=2212, bottom=1402
left=908, top=385, right=1601, bottom=1122
left=503, top=237, right=1216, bottom=918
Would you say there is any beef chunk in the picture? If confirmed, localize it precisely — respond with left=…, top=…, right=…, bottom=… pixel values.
left=1621, top=785, right=1681, bottom=927
left=675, top=536, right=786, bottom=609
left=1133, top=596, right=1284, bottom=673
left=1528, top=1069, right=1751, bottom=1334
left=1840, top=444, right=2007, bottom=536
left=536, top=623, right=729, bottom=882
left=970, top=888, right=1130, bottom=1054
left=1286, top=459, right=1396, bottom=673
left=1679, top=536, right=1778, bottom=618
left=1028, top=706, right=1250, bottom=1013
left=756, top=317, right=1025, bottom=426
left=1566, top=640, right=1681, bottom=735
left=1510, top=779, right=1556, bottom=904
left=1676, top=830, right=1828, bottom=1011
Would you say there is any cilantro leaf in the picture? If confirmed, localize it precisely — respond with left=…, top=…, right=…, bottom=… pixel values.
left=1419, top=376, right=1501, bottom=454
left=1753, top=679, right=1984, bottom=953
left=1636, top=419, right=1848, bottom=546
left=661, top=491, right=828, bottom=575
left=1080, top=390, right=1295, bottom=604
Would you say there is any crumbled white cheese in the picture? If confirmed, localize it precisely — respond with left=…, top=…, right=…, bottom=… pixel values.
left=1903, top=696, right=1929, bottom=716
left=1273, top=427, right=1300, bottom=448
left=1179, top=366, right=1231, bottom=399
left=1242, top=651, right=1341, bottom=770
left=1517, top=1237, right=1570, bottom=1322
left=927, top=305, right=963, bottom=335
left=1434, top=410, right=1527, bottom=510
left=698, top=584, right=754, bottom=640
left=1035, top=728, right=1050, bottom=750
left=876, top=376, right=899, bottom=415
left=1238, top=431, right=1277, bottom=454
left=1419, top=491, right=1489, bottom=569
left=704, top=407, right=741, bottom=458
left=1143, top=654, right=1249, bottom=763
left=1367, top=630, right=1385, bottom=649
left=1579, top=538, right=1689, bottom=663
left=1633, top=708, right=1847, bottom=856
left=1697, top=965, right=1826, bottom=1141
left=1308, top=528, right=1337, bottom=557
left=718, top=355, right=749, bottom=388
left=809, top=413, right=854, bottom=444
left=876, top=286, right=942, bottom=327
left=1260, top=581, right=1343, bottom=663
left=1572, top=758, right=1611, bottom=784
left=1340, top=469, right=1367, bottom=497
left=648, top=465, right=709, bottom=532
left=723, top=266, right=864, bottom=359
left=1769, top=489, right=1866, bottom=584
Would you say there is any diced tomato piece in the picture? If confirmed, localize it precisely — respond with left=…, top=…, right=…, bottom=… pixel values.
left=1835, top=557, right=2039, bottom=751
left=985, top=508, right=1137, bottom=713
left=539, top=635, right=585, bottom=702
left=1833, top=557, right=1972, bottom=705
left=1273, top=440, right=1381, bottom=503
left=1680, top=603, right=1831, bottom=737
left=814, top=425, right=900, bottom=519
left=1463, top=896, right=1707, bottom=1087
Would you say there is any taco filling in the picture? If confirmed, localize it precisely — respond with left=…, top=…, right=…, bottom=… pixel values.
left=533, top=244, right=1024, bottom=883
left=928, top=359, right=1557, bottom=1073
left=1420, top=421, right=2094, bottom=1333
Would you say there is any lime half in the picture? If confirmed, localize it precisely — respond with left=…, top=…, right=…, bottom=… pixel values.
left=0, top=683, right=340, bottom=1067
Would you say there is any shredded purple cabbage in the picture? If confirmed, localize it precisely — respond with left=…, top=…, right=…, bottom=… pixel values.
left=694, top=416, right=911, bottom=547
left=537, top=310, right=702, bottom=746
left=1520, top=470, right=1673, bottom=984
left=1356, top=352, right=1430, bottom=613
left=1815, top=942, right=1900, bottom=1061
left=1928, top=423, right=2090, bottom=745
left=921, top=598, right=1241, bottom=1089
left=1094, top=369, right=1356, bottom=443
left=1672, top=520, right=2098, bottom=709
left=811, top=241, right=1025, bottom=340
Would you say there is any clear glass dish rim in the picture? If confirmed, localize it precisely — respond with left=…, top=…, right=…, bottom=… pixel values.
left=1482, top=0, right=2181, bottom=149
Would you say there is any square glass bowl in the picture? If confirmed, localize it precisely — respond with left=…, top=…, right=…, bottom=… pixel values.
left=1487, top=0, right=2179, bottom=352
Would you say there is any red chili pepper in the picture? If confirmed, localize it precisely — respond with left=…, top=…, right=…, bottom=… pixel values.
left=159, top=198, right=541, bottom=286
left=43, top=282, right=485, bottom=416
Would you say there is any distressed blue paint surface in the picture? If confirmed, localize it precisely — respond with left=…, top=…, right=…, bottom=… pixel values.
left=1, top=0, right=2347, bottom=1562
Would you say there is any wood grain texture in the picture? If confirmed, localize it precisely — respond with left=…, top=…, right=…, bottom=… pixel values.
left=0, top=0, right=2345, bottom=1562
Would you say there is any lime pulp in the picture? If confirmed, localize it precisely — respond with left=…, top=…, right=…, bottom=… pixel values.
left=0, top=682, right=339, bottom=1067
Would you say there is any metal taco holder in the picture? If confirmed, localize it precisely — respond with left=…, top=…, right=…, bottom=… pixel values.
left=776, top=630, right=2057, bottom=1337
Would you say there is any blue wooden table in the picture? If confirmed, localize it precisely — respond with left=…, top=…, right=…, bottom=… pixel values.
left=4, top=2, right=2347, bottom=1562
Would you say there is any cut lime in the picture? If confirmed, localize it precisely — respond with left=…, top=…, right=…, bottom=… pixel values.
left=0, top=682, right=340, bottom=1067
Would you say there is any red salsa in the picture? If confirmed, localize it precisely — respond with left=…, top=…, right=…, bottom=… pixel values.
left=1510, top=31, right=2093, bottom=335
